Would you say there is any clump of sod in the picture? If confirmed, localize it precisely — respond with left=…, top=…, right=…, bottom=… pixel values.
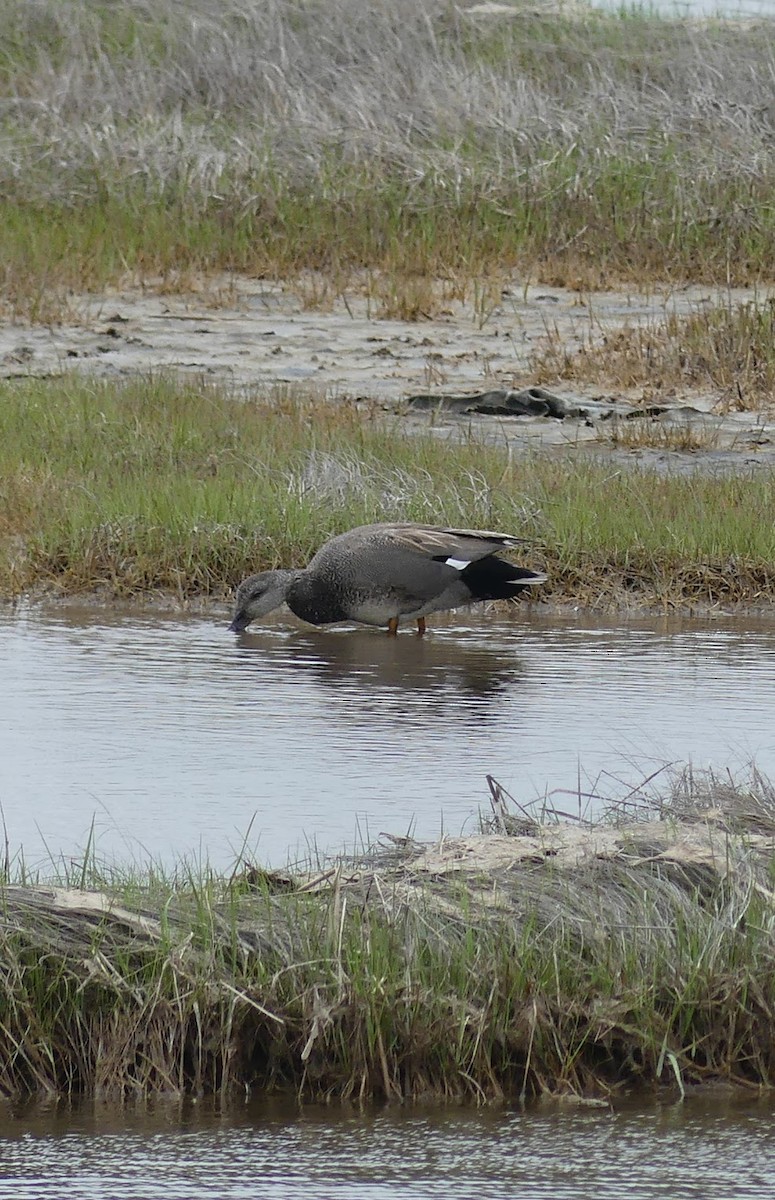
left=2, top=769, right=775, bottom=1102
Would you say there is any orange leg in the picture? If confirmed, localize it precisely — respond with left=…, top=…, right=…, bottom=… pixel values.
left=387, top=617, right=399, bottom=636
left=416, top=617, right=427, bottom=636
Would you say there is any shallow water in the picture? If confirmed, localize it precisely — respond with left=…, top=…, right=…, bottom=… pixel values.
left=594, top=0, right=775, bottom=16
left=2, top=605, right=775, bottom=869
left=1, top=1095, right=775, bottom=1200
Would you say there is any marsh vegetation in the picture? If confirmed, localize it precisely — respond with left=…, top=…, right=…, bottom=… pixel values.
left=5, top=0, right=775, bottom=320
left=1, top=375, right=774, bottom=606
left=3, top=770, right=775, bottom=1101
left=531, top=295, right=775, bottom=407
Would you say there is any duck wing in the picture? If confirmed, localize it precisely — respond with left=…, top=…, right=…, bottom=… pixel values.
left=380, top=524, right=526, bottom=568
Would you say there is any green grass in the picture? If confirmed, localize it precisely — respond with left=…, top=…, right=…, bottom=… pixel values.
left=3, top=769, right=775, bottom=1101
left=4, top=151, right=775, bottom=318
left=1, top=375, right=774, bottom=607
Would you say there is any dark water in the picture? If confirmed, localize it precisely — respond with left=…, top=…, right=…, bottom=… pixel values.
left=1, top=1096, right=775, bottom=1200
left=2, top=605, right=775, bottom=869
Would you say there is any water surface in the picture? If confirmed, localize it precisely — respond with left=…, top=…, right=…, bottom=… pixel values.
left=2, top=605, right=775, bottom=868
left=1, top=1096, right=775, bottom=1200
left=594, top=0, right=775, bottom=16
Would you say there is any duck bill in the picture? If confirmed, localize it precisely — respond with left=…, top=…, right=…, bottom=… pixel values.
left=228, top=611, right=251, bottom=633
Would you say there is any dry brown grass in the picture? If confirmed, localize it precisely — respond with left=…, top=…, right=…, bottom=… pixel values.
left=530, top=297, right=775, bottom=410
left=5, top=2, right=775, bottom=317
left=597, top=414, right=724, bottom=453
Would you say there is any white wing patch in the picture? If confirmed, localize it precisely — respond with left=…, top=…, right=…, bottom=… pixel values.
left=445, top=556, right=472, bottom=571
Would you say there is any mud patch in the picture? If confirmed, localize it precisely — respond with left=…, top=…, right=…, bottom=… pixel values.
left=2, top=275, right=775, bottom=469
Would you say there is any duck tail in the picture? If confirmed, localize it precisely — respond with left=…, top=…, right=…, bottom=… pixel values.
left=462, top=556, right=546, bottom=602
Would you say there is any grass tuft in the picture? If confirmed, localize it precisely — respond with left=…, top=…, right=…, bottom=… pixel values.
left=3, top=769, right=775, bottom=1102
left=531, top=296, right=775, bottom=408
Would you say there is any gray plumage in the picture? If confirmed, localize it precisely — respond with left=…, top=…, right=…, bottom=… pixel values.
left=228, top=522, right=546, bottom=635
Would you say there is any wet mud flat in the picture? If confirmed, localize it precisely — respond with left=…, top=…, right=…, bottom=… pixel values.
left=3, top=777, right=775, bottom=1104
left=3, top=275, right=775, bottom=473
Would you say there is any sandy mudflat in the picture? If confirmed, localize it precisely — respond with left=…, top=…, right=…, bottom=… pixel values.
left=3, top=274, right=775, bottom=467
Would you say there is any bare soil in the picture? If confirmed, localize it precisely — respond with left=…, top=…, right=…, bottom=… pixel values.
left=3, top=274, right=775, bottom=472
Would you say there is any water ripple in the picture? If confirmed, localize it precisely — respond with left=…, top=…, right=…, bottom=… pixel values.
left=2, top=1098, right=775, bottom=1200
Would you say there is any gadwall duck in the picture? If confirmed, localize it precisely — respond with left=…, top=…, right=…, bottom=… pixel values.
left=229, top=522, right=546, bottom=635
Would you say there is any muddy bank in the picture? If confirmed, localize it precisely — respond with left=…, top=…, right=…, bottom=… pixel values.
left=3, top=276, right=775, bottom=472
left=3, top=775, right=775, bottom=1103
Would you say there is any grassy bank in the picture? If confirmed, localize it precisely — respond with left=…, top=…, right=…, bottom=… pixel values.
left=4, top=1, right=775, bottom=317
left=3, top=771, right=775, bottom=1101
left=2, top=375, right=775, bottom=607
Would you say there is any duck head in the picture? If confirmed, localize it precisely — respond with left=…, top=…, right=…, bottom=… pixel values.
left=228, top=570, right=294, bottom=633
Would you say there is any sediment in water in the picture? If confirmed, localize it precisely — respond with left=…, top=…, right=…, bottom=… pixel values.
left=3, top=773, right=775, bottom=1104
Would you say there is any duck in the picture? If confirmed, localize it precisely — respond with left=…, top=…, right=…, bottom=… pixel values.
left=228, top=522, right=546, bottom=635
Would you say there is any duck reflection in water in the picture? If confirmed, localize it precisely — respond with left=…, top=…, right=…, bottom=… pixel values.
left=232, top=622, right=531, bottom=723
